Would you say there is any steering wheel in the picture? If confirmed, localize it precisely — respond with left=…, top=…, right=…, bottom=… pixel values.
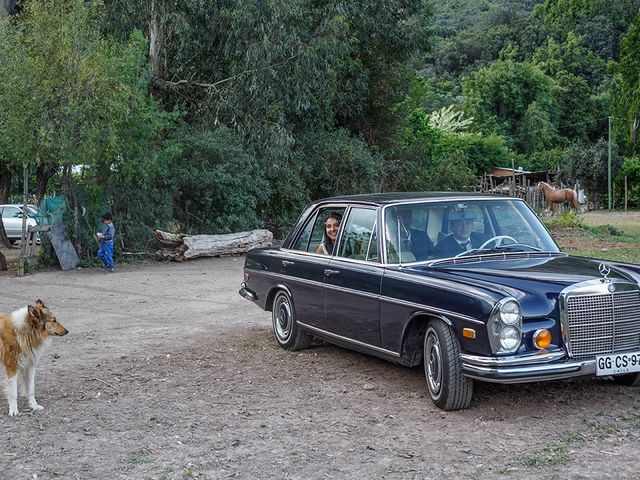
left=478, top=235, right=517, bottom=250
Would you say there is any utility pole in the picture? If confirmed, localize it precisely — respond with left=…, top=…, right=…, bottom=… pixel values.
left=608, top=116, right=612, bottom=210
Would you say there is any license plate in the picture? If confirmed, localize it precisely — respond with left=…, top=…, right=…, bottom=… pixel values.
left=596, top=351, right=640, bottom=376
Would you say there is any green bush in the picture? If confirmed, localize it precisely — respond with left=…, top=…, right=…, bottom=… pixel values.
left=615, top=156, right=640, bottom=208
left=295, top=129, right=384, bottom=200
left=545, top=211, right=583, bottom=229
left=586, top=224, right=623, bottom=236
left=168, top=127, right=269, bottom=235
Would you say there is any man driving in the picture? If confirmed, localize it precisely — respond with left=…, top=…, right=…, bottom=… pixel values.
left=433, top=209, right=487, bottom=258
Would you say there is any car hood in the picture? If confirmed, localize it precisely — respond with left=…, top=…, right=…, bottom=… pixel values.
left=406, top=254, right=639, bottom=317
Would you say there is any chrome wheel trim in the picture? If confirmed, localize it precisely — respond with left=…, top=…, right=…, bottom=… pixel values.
left=273, top=294, right=292, bottom=342
left=426, top=328, right=443, bottom=396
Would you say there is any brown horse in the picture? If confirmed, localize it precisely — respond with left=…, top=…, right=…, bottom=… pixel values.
left=537, top=181, right=579, bottom=213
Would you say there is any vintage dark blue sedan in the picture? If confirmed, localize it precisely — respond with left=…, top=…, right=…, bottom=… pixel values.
left=239, top=193, right=640, bottom=410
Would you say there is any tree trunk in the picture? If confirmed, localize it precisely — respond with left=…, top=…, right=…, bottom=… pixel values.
left=0, top=163, right=10, bottom=204
left=0, top=216, right=13, bottom=249
left=0, top=0, right=17, bottom=16
left=149, top=0, right=164, bottom=78
left=630, top=116, right=638, bottom=157
left=35, top=163, right=58, bottom=206
left=0, top=250, right=6, bottom=271
left=154, top=229, right=273, bottom=262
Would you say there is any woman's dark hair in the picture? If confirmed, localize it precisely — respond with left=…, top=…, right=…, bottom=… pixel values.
left=324, top=212, right=342, bottom=225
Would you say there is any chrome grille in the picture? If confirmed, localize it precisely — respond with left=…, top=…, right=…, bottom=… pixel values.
left=566, top=289, right=640, bottom=361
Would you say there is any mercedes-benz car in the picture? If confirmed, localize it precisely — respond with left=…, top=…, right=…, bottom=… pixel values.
left=239, top=193, right=640, bottom=410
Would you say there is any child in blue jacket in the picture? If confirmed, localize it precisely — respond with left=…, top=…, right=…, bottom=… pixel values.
left=97, top=212, right=116, bottom=273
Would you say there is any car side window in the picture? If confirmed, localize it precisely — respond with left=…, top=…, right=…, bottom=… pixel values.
left=291, top=212, right=317, bottom=252
left=291, top=207, right=346, bottom=255
left=2, top=206, right=20, bottom=219
left=336, top=208, right=377, bottom=261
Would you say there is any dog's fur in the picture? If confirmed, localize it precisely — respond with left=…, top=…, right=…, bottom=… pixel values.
left=0, top=300, right=68, bottom=416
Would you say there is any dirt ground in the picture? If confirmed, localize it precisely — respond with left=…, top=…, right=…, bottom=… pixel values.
left=0, top=213, right=639, bottom=479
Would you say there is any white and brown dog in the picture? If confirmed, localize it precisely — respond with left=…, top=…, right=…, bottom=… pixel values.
left=0, top=300, right=68, bottom=416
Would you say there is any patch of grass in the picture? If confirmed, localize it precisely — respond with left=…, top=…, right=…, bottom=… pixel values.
left=597, top=423, right=620, bottom=436
left=510, top=431, right=585, bottom=470
left=622, top=414, right=640, bottom=429
left=581, top=210, right=640, bottom=236
left=128, top=453, right=152, bottom=464
left=183, top=465, right=195, bottom=477
left=496, top=466, right=517, bottom=474
left=565, top=246, right=640, bottom=264
left=551, top=211, right=640, bottom=263
left=236, top=339, right=260, bottom=349
left=521, top=443, right=568, bottom=466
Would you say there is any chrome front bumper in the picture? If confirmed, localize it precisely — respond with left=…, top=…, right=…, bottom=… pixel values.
left=461, top=349, right=596, bottom=383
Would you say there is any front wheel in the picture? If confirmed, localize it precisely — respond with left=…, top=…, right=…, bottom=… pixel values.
left=424, top=321, right=473, bottom=411
left=612, top=372, right=640, bottom=386
left=271, top=290, right=312, bottom=351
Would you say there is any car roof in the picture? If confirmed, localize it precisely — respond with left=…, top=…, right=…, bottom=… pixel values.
left=314, top=191, right=509, bottom=206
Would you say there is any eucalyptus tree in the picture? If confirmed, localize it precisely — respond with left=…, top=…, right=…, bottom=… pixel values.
left=531, top=0, right=640, bottom=60
left=101, top=0, right=431, bottom=232
left=610, top=12, right=640, bottom=157
left=563, top=139, right=623, bottom=208
left=0, top=0, right=175, bottom=254
left=462, top=58, right=560, bottom=154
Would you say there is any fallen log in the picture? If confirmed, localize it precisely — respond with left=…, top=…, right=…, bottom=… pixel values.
left=155, top=229, right=273, bottom=261
left=153, top=230, right=185, bottom=247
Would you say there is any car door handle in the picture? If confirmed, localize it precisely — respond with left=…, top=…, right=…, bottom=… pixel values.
left=324, top=269, right=340, bottom=276
left=282, top=260, right=295, bottom=266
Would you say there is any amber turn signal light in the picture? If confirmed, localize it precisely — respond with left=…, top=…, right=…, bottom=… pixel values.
left=534, top=329, right=552, bottom=349
left=463, top=328, right=476, bottom=339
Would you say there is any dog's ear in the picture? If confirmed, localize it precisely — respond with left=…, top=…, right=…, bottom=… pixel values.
left=28, top=304, right=48, bottom=328
left=28, top=304, right=41, bottom=318
left=36, top=299, right=45, bottom=307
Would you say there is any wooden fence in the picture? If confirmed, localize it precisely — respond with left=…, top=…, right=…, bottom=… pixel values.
left=478, top=175, right=574, bottom=214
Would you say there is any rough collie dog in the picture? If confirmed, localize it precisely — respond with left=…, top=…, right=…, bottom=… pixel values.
left=0, top=300, right=68, bottom=416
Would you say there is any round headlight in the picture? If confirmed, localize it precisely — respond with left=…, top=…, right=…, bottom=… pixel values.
left=499, top=300, right=521, bottom=325
left=499, top=326, right=520, bottom=350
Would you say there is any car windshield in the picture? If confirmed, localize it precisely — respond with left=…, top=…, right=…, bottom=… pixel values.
left=383, top=199, right=560, bottom=263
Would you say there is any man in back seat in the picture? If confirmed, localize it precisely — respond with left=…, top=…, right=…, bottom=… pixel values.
left=386, top=208, right=433, bottom=262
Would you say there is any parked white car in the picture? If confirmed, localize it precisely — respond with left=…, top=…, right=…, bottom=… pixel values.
left=0, top=204, right=39, bottom=244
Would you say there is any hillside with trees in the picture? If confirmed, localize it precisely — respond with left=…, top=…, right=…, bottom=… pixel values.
left=0, top=0, right=639, bottom=262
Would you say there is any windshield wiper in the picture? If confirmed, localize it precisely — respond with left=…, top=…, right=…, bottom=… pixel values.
left=455, top=244, right=543, bottom=258
left=492, top=243, right=543, bottom=252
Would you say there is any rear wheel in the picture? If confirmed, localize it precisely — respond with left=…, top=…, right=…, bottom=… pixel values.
left=272, top=290, right=312, bottom=351
left=424, top=320, right=473, bottom=411
left=612, top=372, right=640, bottom=386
